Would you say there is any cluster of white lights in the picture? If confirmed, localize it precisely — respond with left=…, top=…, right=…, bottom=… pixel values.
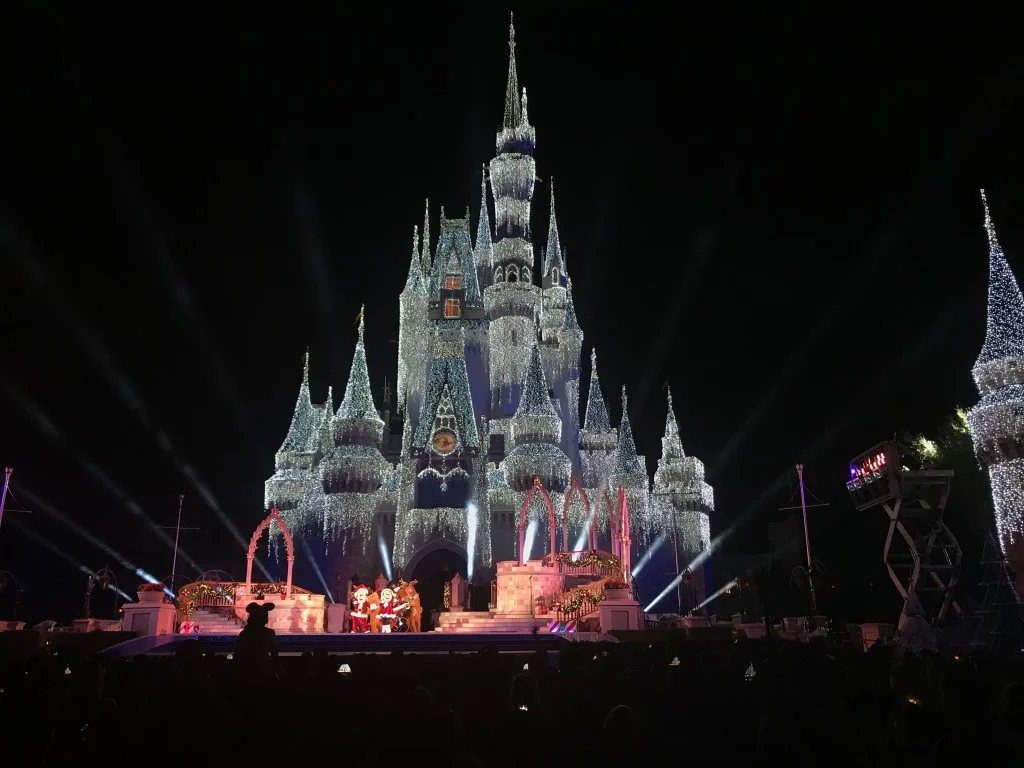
left=968, top=190, right=1024, bottom=555
left=260, top=17, right=726, bottom=580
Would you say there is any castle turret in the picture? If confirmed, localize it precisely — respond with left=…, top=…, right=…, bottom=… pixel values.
left=557, top=277, right=584, bottom=469
left=615, top=385, right=652, bottom=541
left=398, top=225, right=429, bottom=424
left=579, top=348, right=617, bottom=491
left=967, top=190, right=1024, bottom=574
left=485, top=15, right=541, bottom=416
left=264, top=349, right=321, bottom=511
left=421, top=199, right=432, bottom=281
left=651, top=386, right=713, bottom=558
left=504, top=341, right=571, bottom=492
left=321, top=308, right=390, bottom=503
left=475, top=166, right=494, bottom=292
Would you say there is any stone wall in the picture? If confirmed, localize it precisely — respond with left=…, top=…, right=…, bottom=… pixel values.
left=494, top=560, right=562, bottom=616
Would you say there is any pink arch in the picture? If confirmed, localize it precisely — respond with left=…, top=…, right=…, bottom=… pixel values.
left=519, top=477, right=557, bottom=565
left=245, top=507, right=295, bottom=599
left=561, top=476, right=591, bottom=553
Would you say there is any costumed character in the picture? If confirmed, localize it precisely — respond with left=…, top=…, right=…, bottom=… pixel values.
left=350, top=584, right=370, bottom=633
left=367, top=590, right=382, bottom=633
left=399, top=580, right=422, bottom=633
left=377, top=586, right=404, bottom=633
left=233, top=602, right=278, bottom=679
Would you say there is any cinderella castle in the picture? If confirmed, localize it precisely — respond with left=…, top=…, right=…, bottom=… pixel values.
left=262, top=18, right=714, bottom=604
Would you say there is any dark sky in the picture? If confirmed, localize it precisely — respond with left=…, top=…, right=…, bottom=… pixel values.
left=1, top=4, right=1023, bottom=621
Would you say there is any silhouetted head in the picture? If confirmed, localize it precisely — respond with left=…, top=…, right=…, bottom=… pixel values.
left=245, top=602, right=274, bottom=627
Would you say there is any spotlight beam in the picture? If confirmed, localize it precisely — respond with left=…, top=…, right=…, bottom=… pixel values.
left=0, top=215, right=268, bottom=577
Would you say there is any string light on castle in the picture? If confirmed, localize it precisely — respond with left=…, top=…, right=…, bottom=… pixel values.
left=261, top=18, right=716, bottom=583
left=967, top=189, right=1024, bottom=555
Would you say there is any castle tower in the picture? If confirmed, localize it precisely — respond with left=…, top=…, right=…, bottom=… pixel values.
left=539, top=179, right=568, bottom=381
left=504, top=342, right=572, bottom=493
left=398, top=226, right=429, bottom=425
left=264, top=349, right=321, bottom=513
left=321, top=308, right=390, bottom=543
left=428, top=212, right=488, bottom=426
left=558, top=278, right=584, bottom=470
left=484, top=15, right=541, bottom=416
left=614, top=385, right=653, bottom=542
left=651, top=387, right=714, bottom=563
left=967, top=190, right=1024, bottom=580
left=475, top=166, right=494, bottom=293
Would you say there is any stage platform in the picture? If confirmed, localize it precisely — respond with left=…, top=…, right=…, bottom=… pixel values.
left=102, top=631, right=613, bottom=658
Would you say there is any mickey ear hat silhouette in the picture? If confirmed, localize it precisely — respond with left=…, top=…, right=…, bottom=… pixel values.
left=245, top=602, right=275, bottom=615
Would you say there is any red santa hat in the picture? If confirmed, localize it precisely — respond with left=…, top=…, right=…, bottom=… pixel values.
left=353, top=584, right=369, bottom=592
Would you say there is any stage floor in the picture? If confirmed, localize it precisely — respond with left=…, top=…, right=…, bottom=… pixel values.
left=104, top=631, right=611, bottom=657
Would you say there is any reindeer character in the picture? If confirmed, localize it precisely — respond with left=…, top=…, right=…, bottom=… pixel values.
left=398, top=580, right=423, bottom=633
left=367, top=590, right=383, bottom=633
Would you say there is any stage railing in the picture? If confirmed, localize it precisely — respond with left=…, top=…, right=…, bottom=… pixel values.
left=541, top=550, right=620, bottom=579
left=176, top=579, right=314, bottom=617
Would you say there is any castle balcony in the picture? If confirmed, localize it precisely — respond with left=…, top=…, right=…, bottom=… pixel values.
left=580, top=430, right=618, bottom=453
left=274, top=450, right=317, bottom=472
left=967, top=386, right=1024, bottom=450
left=510, top=415, right=561, bottom=449
left=495, top=125, right=537, bottom=155
left=332, top=416, right=384, bottom=448
left=503, top=441, right=571, bottom=493
left=973, top=355, right=1024, bottom=396
left=485, top=281, right=540, bottom=321
left=490, top=147, right=536, bottom=199
left=264, top=467, right=317, bottom=511
left=320, top=444, right=391, bottom=494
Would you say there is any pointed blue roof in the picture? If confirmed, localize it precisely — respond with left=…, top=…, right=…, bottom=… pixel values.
left=975, top=189, right=1024, bottom=369
left=337, top=307, right=382, bottom=423
left=583, top=348, right=611, bottom=431
left=413, top=331, right=480, bottom=448
left=615, top=385, right=644, bottom=479
left=404, top=225, right=425, bottom=294
left=543, top=178, right=564, bottom=278
left=562, top=276, right=581, bottom=332
left=516, top=341, right=558, bottom=420
left=476, top=166, right=493, bottom=253
left=428, top=215, right=481, bottom=304
left=277, top=349, right=318, bottom=454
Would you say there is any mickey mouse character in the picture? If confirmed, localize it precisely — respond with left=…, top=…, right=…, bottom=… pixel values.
left=350, top=584, right=370, bottom=633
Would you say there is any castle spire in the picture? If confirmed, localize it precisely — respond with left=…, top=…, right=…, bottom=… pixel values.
left=543, top=177, right=564, bottom=285
left=516, top=341, right=558, bottom=420
left=476, top=165, right=493, bottom=253
left=277, top=349, right=316, bottom=454
left=614, top=385, right=643, bottom=480
left=503, top=13, right=522, bottom=130
left=404, top=225, right=425, bottom=293
left=661, top=385, right=684, bottom=459
left=975, top=189, right=1024, bottom=374
left=421, top=199, right=432, bottom=279
left=583, top=348, right=612, bottom=431
left=337, top=305, right=381, bottom=422
left=562, top=276, right=581, bottom=332
left=319, top=384, right=334, bottom=454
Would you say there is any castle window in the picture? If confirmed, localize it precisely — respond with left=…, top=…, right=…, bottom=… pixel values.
left=445, top=276, right=461, bottom=290
left=507, top=265, right=519, bottom=283
left=494, top=266, right=504, bottom=283
left=444, top=298, right=461, bottom=318
left=523, top=267, right=531, bottom=283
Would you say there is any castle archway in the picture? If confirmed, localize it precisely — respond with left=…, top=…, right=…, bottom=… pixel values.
left=246, top=507, right=295, bottom=599
left=406, top=539, right=468, bottom=629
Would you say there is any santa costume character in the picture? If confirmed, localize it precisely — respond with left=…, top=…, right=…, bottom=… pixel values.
left=350, top=584, right=371, bottom=633
left=376, top=586, right=406, bottom=633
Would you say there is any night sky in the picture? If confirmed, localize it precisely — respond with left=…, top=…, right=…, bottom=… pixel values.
left=2, top=5, right=1023, bottom=621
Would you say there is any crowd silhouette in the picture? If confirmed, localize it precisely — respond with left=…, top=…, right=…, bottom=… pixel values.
left=1, top=613, right=1022, bottom=768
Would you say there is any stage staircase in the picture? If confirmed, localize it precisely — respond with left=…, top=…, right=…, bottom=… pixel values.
left=435, top=551, right=619, bottom=633
left=188, top=606, right=244, bottom=635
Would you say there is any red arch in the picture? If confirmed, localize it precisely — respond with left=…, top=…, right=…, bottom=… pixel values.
left=246, top=507, right=295, bottom=599
left=519, top=477, right=557, bottom=565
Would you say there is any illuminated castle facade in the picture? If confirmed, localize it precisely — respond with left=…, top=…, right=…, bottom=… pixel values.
left=262, top=20, right=713, bottom=585
left=967, top=190, right=1024, bottom=584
